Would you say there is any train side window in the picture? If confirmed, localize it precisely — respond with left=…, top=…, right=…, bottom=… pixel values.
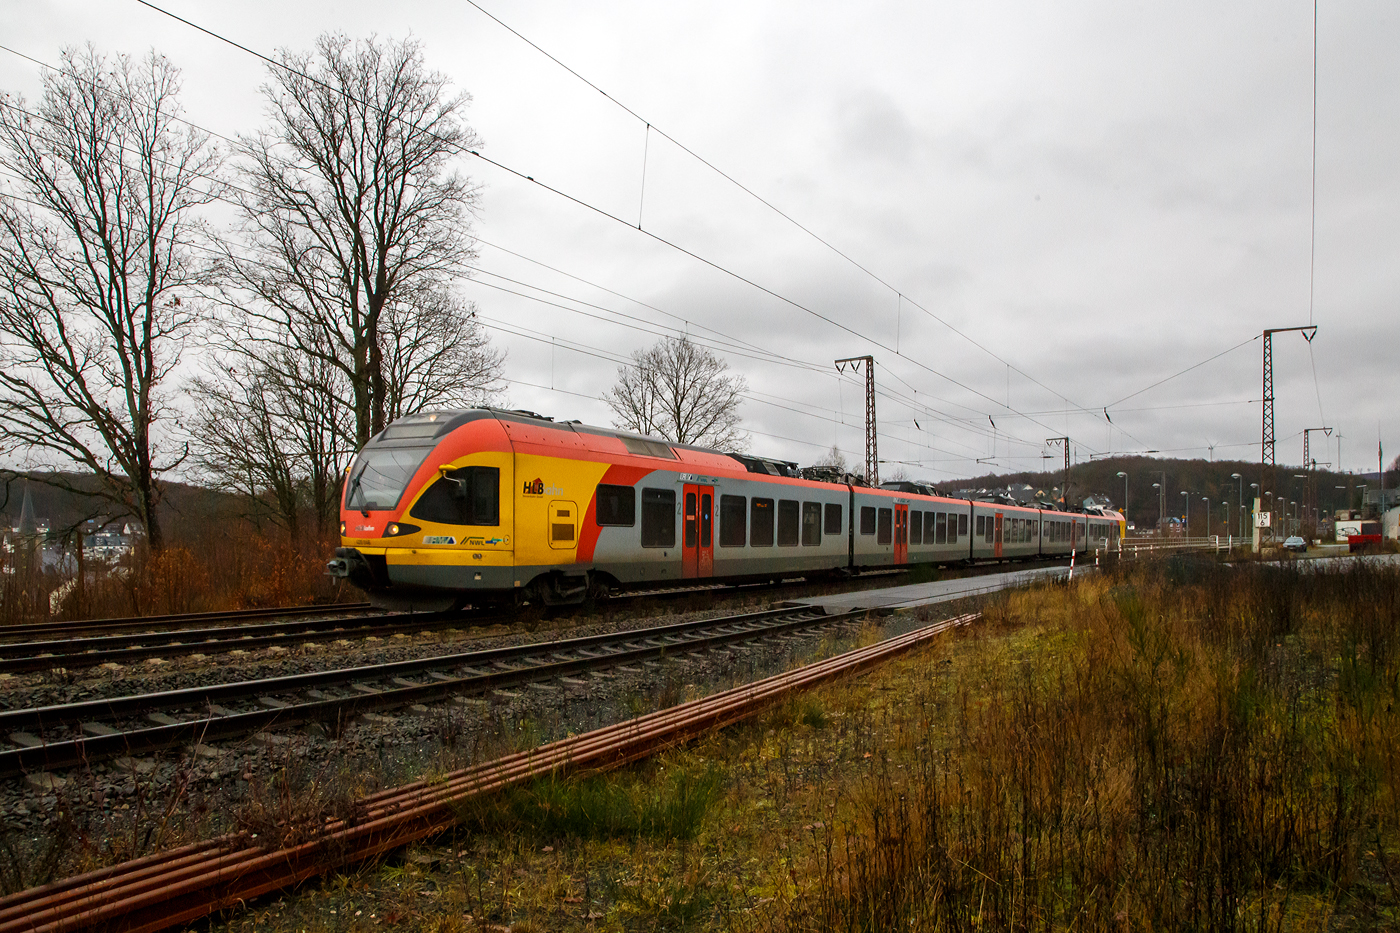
left=777, top=499, right=800, bottom=547
left=877, top=508, right=892, bottom=545
left=719, top=495, right=746, bottom=547
left=595, top=484, right=635, bottom=526
left=700, top=493, right=712, bottom=548
left=975, top=514, right=985, bottom=537
left=958, top=514, right=968, bottom=537
left=801, top=502, right=822, bottom=546
left=860, top=506, right=876, bottom=535
left=409, top=465, right=499, bottom=526
left=947, top=512, right=958, bottom=542
left=909, top=510, right=923, bottom=545
left=986, top=518, right=995, bottom=543
left=684, top=492, right=698, bottom=548
left=824, top=503, right=842, bottom=536
left=935, top=512, right=947, bottom=544
left=751, top=498, right=775, bottom=547
left=640, top=488, right=676, bottom=548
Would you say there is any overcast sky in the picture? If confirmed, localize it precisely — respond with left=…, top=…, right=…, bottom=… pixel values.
left=3, top=0, right=1397, bottom=481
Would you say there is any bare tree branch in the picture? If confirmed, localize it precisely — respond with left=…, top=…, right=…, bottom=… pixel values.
left=0, top=46, right=220, bottom=551
left=604, top=336, right=749, bottom=451
left=219, top=33, right=482, bottom=448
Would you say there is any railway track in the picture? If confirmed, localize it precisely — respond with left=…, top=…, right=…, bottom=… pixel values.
left=0, top=610, right=978, bottom=933
left=0, top=563, right=1048, bottom=674
left=0, top=602, right=864, bottom=779
left=0, top=606, right=478, bottom=675
left=0, top=602, right=375, bottom=641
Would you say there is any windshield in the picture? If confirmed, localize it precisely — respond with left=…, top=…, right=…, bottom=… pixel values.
left=345, top=446, right=434, bottom=511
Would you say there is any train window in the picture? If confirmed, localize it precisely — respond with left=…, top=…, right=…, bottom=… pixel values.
left=936, top=512, right=947, bottom=544
left=909, top=510, right=923, bottom=545
left=947, top=512, right=958, bottom=543
left=684, top=492, right=698, bottom=548
left=751, top=498, right=775, bottom=547
left=640, top=488, right=675, bottom=548
left=700, top=493, right=712, bottom=548
left=860, top=506, right=876, bottom=535
left=824, top=503, right=842, bottom=536
left=594, top=484, right=635, bottom=526
left=719, top=495, right=746, bottom=547
left=975, top=514, right=985, bottom=537
left=877, top=508, right=892, bottom=545
left=620, top=436, right=677, bottom=459
left=802, top=502, right=822, bottom=546
left=986, top=518, right=995, bottom=543
left=958, top=514, right=968, bottom=537
left=777, top=500, right=800, bottom=547
left=408, top=465, right=499, bottom=526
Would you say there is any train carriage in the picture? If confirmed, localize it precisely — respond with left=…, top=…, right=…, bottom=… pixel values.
left=329, top=408, right=1123, bottom=609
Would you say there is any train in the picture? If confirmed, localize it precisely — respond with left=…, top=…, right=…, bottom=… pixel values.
left=328, top=407, right=1126, bottom=610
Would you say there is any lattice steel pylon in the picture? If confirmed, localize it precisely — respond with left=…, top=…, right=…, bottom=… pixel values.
left=835, top=355, right=877, bottom=485
left=1259, top=325, right=1317, bottom=540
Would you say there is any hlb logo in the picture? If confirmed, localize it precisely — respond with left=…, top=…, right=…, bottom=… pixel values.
left=523, top=478, right=545, bottom=495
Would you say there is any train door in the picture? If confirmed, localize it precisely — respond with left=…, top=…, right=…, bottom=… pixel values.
left=894, top=504, right=909, bottom=564
left=994, top=511, right=1004, bottom=559
left=682, top=484, right=714, bottom=579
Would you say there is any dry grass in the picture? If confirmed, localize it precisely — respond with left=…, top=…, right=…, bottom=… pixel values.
left=98, top=557, right=1400, bottom=930
left=0, top=520, right=349, bottom=625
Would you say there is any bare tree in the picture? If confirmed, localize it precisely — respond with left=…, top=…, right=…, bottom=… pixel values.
left=0, top=47, right=220, bottom=552
left=192, top=289, right=498, bottom=536
left=190, top=343, right=354, bottom=538
left=380, top=286, right=503, bottom=423
left=813, top=445, right=847, bottom=471
left=605, top=336, right=749, bottom=450
left=222, top=33, right=482, bottom=448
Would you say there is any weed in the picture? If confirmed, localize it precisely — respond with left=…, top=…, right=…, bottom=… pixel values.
left=464, top=759, right=724, bottom=843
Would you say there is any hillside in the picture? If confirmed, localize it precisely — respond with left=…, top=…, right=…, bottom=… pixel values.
left=938, top=455, right=1388, bottom=532
left=0, top=472, right=246, bottom=538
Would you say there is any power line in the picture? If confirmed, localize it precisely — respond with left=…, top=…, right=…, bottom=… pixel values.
left=457, top=0, right=1102, bottom=421
left=126, top=0, right=1103, bottom=451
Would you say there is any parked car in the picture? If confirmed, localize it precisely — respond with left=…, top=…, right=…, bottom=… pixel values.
left=1282, top=536, right=1308, bottom=553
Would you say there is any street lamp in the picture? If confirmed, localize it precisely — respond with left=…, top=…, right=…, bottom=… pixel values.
left=1117, top=472, right=1128, bottom=521
left=1202, top=496, right=1211, bottom=537
left=1181, top=490, right=1190, bottom=538
left=1152, top=482, right=1162, bottom=535
left=1231, top=473, right=1243, bottom=539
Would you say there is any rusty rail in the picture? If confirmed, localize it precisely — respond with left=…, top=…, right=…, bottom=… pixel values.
left=0, top=611, right=977, bottom=933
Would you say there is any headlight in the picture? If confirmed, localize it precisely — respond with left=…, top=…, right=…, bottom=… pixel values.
left=384, top=522, right=421, bottom=538
left=339, top=521, right=346, bottom=535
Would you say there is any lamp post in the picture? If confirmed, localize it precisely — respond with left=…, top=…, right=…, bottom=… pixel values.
left=1202, top=496, right=1211, bottom=537
left=1181, top=490, right=1190, bottom=538
left=1152, top=482, right=1162, bottom=535
left=1117, top=471, right=1128, bottom=523
left=1231, top=473, right=1243, bottom=539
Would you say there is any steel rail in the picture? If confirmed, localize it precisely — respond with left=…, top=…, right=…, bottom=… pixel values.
left=0, top=608, right=485, bottom=675
left=0, top=605, right=845, bottom=777
left=0, top=612, right=977, bottom=933
left=0, top=602, right=375, bottom=641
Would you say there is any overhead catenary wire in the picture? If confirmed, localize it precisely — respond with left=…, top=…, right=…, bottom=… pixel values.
left=455, top=0, right=1106, bottom=426
left=0, top=49, right=1025, bottom=463
left=125, top=0, right=1108, bottom=454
